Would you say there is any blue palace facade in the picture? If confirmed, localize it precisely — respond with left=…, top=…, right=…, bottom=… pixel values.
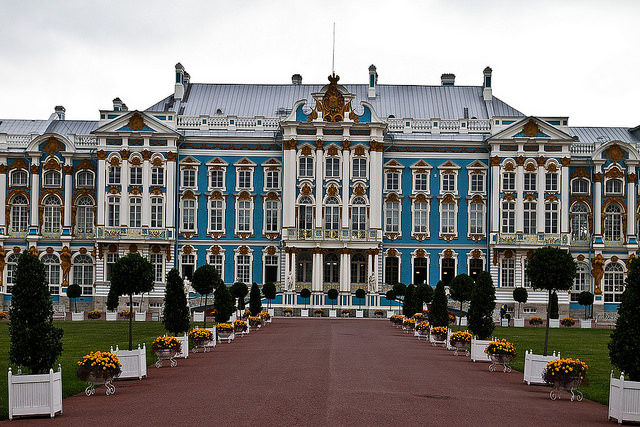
left=1, top=63, right=638, bottom=318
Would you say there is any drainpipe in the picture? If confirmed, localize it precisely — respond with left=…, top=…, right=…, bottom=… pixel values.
left=174, top=134, right=181, bottom=271
left=588, top=155, right=594, bottom=318
left=485, top=136, right=491, bottom=273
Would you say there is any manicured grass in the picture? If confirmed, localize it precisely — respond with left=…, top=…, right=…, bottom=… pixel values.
left=454, top=325, right=614, bottom=405
left=0, top=320, right=208, bottom=420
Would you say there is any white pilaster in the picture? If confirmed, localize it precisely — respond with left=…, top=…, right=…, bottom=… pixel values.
left=515, top=162, right=524, bottom=232
left=119, top=158, right=128, bottom=226
left=312, top=251, right=322, bottom=292
left=290, top=250, right=297, bottom=289
left=142, top=158, right=150, bottom=226
left=537, top=164, right=545, bottom=233
left=30, top=160, right=40, bottom=227
left=0, top=161, right=6, bottom=227
left=561, top=161, right=570, bottom=234
left=594, top=168, right=603, bottom=237
left=340, top=251, right=351, bottom=292
left=342, top=146, right=351, bottom=228
left=490, top=162, right=499, bottom=233
left=166, top=158, right=176, bottom=228
left=627, top=166, right=636, bottom=239
left=315, top=145, right=324, bottom=228
left=369, top=147, right=383, bottom=230
left=97, top=156, right=106, bottom=225
left=63, top=159, right=73, bottom=228
left=282, top=145, right=297, bottom=228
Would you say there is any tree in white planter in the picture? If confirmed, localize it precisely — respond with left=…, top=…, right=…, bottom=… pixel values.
left=450, top=274, right=474, bottom=325
left=512, top=287, right=528, bottom=319
left=577, top=291, right=594, bottom=319
left=66, top=283, right=82, bottom=313
left=300, top=288, right=311, bottom=309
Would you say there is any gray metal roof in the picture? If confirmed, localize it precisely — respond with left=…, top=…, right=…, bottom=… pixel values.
left=567, top=127, right=640, bottom=143
left=0, top=119, right=51, bottom=135
left=147, top=83, right=523, bottom=120
left=45, top=120, right=99, bottom=137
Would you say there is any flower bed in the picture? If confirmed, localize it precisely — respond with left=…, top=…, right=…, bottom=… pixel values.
left=389, top=314, right=404, bottom=326
left=283, top=307, right=293, bottom=317
left=0, top=311, right=8, bottom=320
left=119, top=309, right=131, bottom=319
left=543, top=358, right=588, bottom=401
left=430, top=326, right=448, bottom=338
left=233, top=319, right=247, bottom=332
left=375, top=309, right=385, bottom=317
left=403, top=318, right=416, bottom=330
left=88, top=310, right=101, bottom=320
left=76, top=351, right=122, bottom=395
left=217, top=323, right=233, bottom=332
left=341, top=309, right=351, bottom=316
left=314, top=308, right=324, bottom=316
left=560, top=317, right=575, bottom=327
left=529, top=316, right=543, bottom=326
left=189, top=328, right=214, bottom=346
left=412, top=313, right=425, bottom=321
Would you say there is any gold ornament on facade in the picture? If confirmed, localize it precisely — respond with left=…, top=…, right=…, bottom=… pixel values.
left=327, top=186, right=338, bottom=197
left=561, top=157, right=571, bottom=167
left=182, top=189, right=197, bottom=200
left=593, top=172, right=603, bottom=181
left=283, top=139, right=297, bottom=150
left=522, top=119, right=540, bottom=137
left=151, top=156, right=164, bottom=167
left=516, top=156, right=525, bottom=166
left=128, top=113, right=145, bottom=131
left=210, top=245, right=221, bottom=255
left=129, top=156, right=142, bottom=166
left=370, top=141, right=384, bottom=152
left=107, top=187, right=120, bottom=194
left=627, top=173, right=636, bottom=183
left=165, top=245, right=172, bottom=261
left=151, top=187, right=163, bottom=195
left=301, top=145, right=312, bottom=156
left=63, top=165, right=73, bottom=175
left=354, top=185, right=366, bottom=196
left=537, top=156, right=546, bottom=166
left=45, top=247, right=54, bottom=254
left=441, top=193, right=457, bottom=204
left=43, top=158, right=61, bottom=171
left=525, top=162, right=537, bottom=172
left=576, top=254, right=585, bottom=261
left=326, top=146, right=339, bottom=156
left=443, top=249, right=453, bottom=259
left=545, top=194, right=559, bottom=202
left=183, top=245, right=193, bottom=255
left=79, top=247, right=87, bottom=255
left=504, top=249, right=513, bottom=259
left=415, top=193, right=428, bottom=203
left=96, top=150, right=107, bottom=160
left=238, top=245, right=249, bottom=255
left=503, top=193, right=516, bottom=201
left=611, top=255, right=619, bottom=263
left=30, top=165, right=40, bottom=174
left=342, top=140, right=351, bottom=150
left=504, top=162, right=515, bottom=172
left=151, top=245, right=161, bottom=253
left=387, top=248, right=398, bottom=257
left=301, top=185, right=312, bottom=196
left=546, top=163, right=558, bottom=172
left=315, top=139, right=324, bottom=150
left=119, top=149, right=130, bottom=160
left=490, top=156, right=501, bottom=166
left=166, top=152, right=177, bottom=161
left=570, top=167, right=590, bottom=179
left=108, top=244, right=117, bottom=253
left=43, top=137, right=63, bottom=155
left=9, top=158, right=28, bottom=170
left=605, top=143, right=625, bottom=163
left=60, top=246, right=72, bottom=287
left=129, top=244, right=138, bottom=253
left=310, top=74, right=358, bottom=123
left=354, top=146, right=366, bottom=156
left=266, top=246, right=277, bottom=256
left=591, top=254, right=605, bottom=294
left=471, top=249, right=482, bottom=259
left=129, top=187, right=141, bottom=195
left=416, top=249, right=427, bottom=258
left=108, top=156, right=120, bottom=167
left=28, top=246, right=39, bottom=256
left=626, top=254, right=636, bottom=269
left=141, top=150, right=151, bottom=160
left=605, top=167, right=624, bottom=179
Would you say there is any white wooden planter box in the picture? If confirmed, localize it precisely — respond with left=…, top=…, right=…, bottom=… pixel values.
left=329, top=310, right=337, bottom=318
left=106, top=311, right=117, bottom=321
left=268, top=308, right=274, bottom=317
left=471, top=338, right=495, bottom=362
left=523, top=350, right=560, bottom=385
left=174, top=333, right=189, bottom=359
left=111, top=344, right=147, bottom=380
left=71, top=311, right=84, bottom=321
left=356, top=310, right=364, bottom=318
left=301, top=309, right=309, bottom=317
left=609, top=372, right=640, bottom=424
left=8, top=365, right=62, bottom=420
left=514, top=318, right=525, bottom=327
left=458, top=317, right=467, bottom=326
left=134, top=311, right=146, bottom=322
left=446, top=329, right=455, bottom=351
left=193, top=312, right=204, bottom=322
left=386, top=311, right=395, bottom=318
left=217, top=330, right=235, bottom=343
left=580, top=319, right=592, bottom=329
left=549, top=319, right=560, bottom=328
left=205, top=327, right=218, bottom=348
left=429, top=332, right=446, bottom=346
left=500, top=318, right=509, bottom=327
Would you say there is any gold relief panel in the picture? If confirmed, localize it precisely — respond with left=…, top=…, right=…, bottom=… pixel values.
left=182, top=245, right=193, bottom=255
left=605, top=144, right=625, bottom=163
left=129, top=156, right=142, bottom=166
left=283, top=139, right=297, bottom=150
left=490, top=156, right=501, bottom=167
left=315, top=139, right=323, bottom=150
left=9, top=158, right=28, bottom=170
left=537, top=156, right=546, bottom=166
left=516, top=156, right=525, bottom=166
left=570, top=167, right=590, bottom=179
left=504, top=249, right=514, bottom=259
left=471, top=249, right=482, bottom=259
left=128, top=113, right=145, bottom=131
left=605, top=167, right=624, bottom=179
left=43, top=158, right=61, bottom=170
left=370, top=141, right=384, bottom=152
left=354, top=146, right=366, bottom=156
left=151, top=245, right=161, bottom=254
left=342, top=140, right=351, bottom=151
left=416, top=249, right=427, bottom=258
left=546, top=163, right=558, bottom=172
left=150, top=187, right=163, bottom=195
left=503, top=162, right=515, bottom=172
left=522, top=119, right=540, bottom=137
left=151, top=156, right=164, bottom=167
left=119, top=149, right=130, bottom=160
left=238, top=245, right=250, bottom=255
left=561, top=157, right=571, bottom=167
left=63, top=165, right=73, bottom=175
left=96, top=150, right=107, bottom=160
left=525, top=162, right=537, bottom=172
left=43, top=137, right=63, bottom=155
left=387, top=248, right=398, bottom=257
left=593, top=172, right=603, bottom=181
left=300, top=145, right=313, bottom=156
left=182, top=189, right=197, bottom=200
left=108, top=157, right=121, bottom=167
left=142, top=150, right=152, bottom=160
left=627, top=173, right=636, bottom=183
left=166, top=152, right=178, bottom=162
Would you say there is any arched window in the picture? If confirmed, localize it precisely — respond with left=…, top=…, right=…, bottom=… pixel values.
left=10, top=169, right=28, bottom=187
left=323, top=253, right=339, bottom=283
left=77, top=170, right=94, bottom=187
left=351, top=253, right=366, bottom=284
left=603, top=203, right=623, bottom=242
left=72, top=254, right=94, bottom=295
left=5, top=253, right=19, bottom=293
left=43, top=170, right=61, bottom=187
left=42, top=194, right=62, bottom=234
left=571, top=203, right=589, bottom=242
left=10, top=194, right=29, bottom=233
left=75, top=195, right=94, bottom=235
left=572, top=262, right=589, bottom=302
left=296, top=252, right=312, bottom=283
left=384, top=200, right=400, bottom=233
left=41, top=253, right=61, bottom=295
left=606, top=178, right=623, bottom=195
left=603, top=263, right=624, bottom=303
left=351, top=197, right=367, bottom=232
left=571, top=178, right=589, bottom=194
left=324, top=197, right=340, bottom=233
left=298, top=196, right=314, bottom=231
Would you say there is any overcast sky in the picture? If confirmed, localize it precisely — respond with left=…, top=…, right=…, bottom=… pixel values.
left=1, top=0, right=638, bottom=127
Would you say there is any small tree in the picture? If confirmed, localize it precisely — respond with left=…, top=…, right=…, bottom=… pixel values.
left=300, top=288, right=311, bottom=308
left=327, top=289, right=338, bottom=307
left=512, top=287, right=528, bottom=319
left=609, top=257, right=640, bottom=381
left=162, top=268, right=190, bottom=335
left=213, top=280, right=234, bottom=323
left=9, top=252, right=64, bottom=374
left=262, top=282, right=277, bottom=308
left=230, top=282, right=249, bottom=312
left=402, top=285, right=417, bottom=317
left=526, top=247, right=576, bottom=355
left=428, top=281, right=449, bottom=327
left=66, top=283, right=82, bottom=313
left=549, top=291, right=559, bottom=319
left=450, top=274, right=474, bottom=325
left=249, top=282, right=262, bottom=315
left=191, top=264, right=217, bottom=328
left=415, top=284, right=433, bottom=312
left=106, top=253, right=154, bottom=350
left=355, top=288, right=366, bottom=305
left=385, top=289, right=396, bottom=310
left=467, top=272, right=496, bottom=339
left=577, top=291, right=594, bottom=319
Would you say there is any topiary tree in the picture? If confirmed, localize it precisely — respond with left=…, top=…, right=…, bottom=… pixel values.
left=512, top=287, right=528, bottom=319
left=467, top=271, right=496, bottom=339
left=262, top=282, right=277, bottom=308
left=609, top=257, right=640, bottom=381
left=249, top=282, right=262, bottom=315
left=9, top=252, right=64, bottom=374
left=355, top=288, right=366, bottom=304
left=213, top=279, right=235, bottom=323
left=402, top=284, right=417, bottom=317
left=300, top=288, right=311, bottom=308
left=385, top=289, right=396, bottom=310
left=577, top=291, right=594, bottom=319
left=66, top=283, right=82, bottom=313
left=230, top=282, right=249, bottom=312
left=191, top=264, right=217, bottom=328
left=327, top=288, right=338, bottom=307
left=450, top=274, right=474, bottom=325
left=549, top=291, right=559, bottom=319
left=415, top=284, right=433, bottom=312
left=106, top=252, right=154, bottom=350
left=162, top=268, right=190, bottom=335
left=526, top=246, right=576, bottom=355
left=428, top=281, right=449, bottom=327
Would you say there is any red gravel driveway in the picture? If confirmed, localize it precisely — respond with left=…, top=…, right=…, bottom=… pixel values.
left=11, top=319, right=608, bottom=425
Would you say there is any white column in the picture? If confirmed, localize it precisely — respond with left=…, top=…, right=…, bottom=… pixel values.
left=142, top=158, right=150, bottom=226
left=290, top=250, right=297, bottom=289
left=372, top=251, right=380, bottom=293
left=537, top=164, right=545, bottom=233
left=561, top=161, right=570, bottom=234
left=30, top=161, right=40, bottom=227
left=119, top=158, right=129, bottom=226
left=284, top=249, right=290, bottom=283
left=315, top=145, right=324, bottom=228
left=166, top=157, right=176, bottom=228
left=627, top=166, right=636, bottom=239
left=0, top=161, right=7, bottom=227
left=367, top=251, right=373, bottom=278
left=312, top=250, right=322, bottom=292
left=63, top=161, right=73, bottom=228
left=490, top=160, right=500, bottom=233
left=340, top=251, right=351, bottom=292
left=97, top=155, right=106, bottom=225
left=342, top=144, right=351, bottom=229
left=282, top=145, right=297, bottom=229
left=594, top=170, right=602, bottom=237
left=369, top=146, right=383, bottom=230
left=515, top=163, right=524, bottom=232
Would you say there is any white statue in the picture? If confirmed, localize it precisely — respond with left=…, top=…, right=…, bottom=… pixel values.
left=368, top=272, right=377, bottom=293
left=286, top=272, right=295, bottom=292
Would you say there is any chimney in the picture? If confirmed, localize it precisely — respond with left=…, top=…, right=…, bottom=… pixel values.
left=184, top=72, right=190, bottom=86
left=112, top=97, right=123, bottom=111
left=483, top=66, right=493, bottom=101
left=54, top=105, right=65, bottom=120
left=441, top=73, right=455, bottom=86
left=291, top=74, right=302, bottom=85
left=174, top=62, right=185, bottom=100
left=463, top=107, right=469, bottom=119
left=368, top=64, right=378, bottom=98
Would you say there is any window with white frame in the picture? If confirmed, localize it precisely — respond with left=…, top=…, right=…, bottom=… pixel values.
left=150, top=196, right=164, bottom=228
left=72, top=254, right=94, bottom=295
left=181, top=168, right=196, bottom=189
left=129, top=166, right=142, bottom=185
left=77, top=170, right=94, bottom=187
left=75, top=195, right=94, bottom=233
left=384, top=257, right=399, bottom=285
left=470, top=173, right=485, bottom=193
left=11, top=169, right=28, bottom=187
left=151, top=167, right=164, bottom=186
left=43, top=170, right=61, bottom=187
left=237, top=199, right=252, bottom=232
left=384, top=201, right=400, bottom=233
left=181, top=253, right=195, bottom=280
left=43, top=194, right=62, bottom=234
left=264, top=199, right=280, bottom=233
left=352, top=197, right=367, bottom=231
left=502, top=171, right=515, bottom=192
left=129, top=197, right=142, bottom=228
left=237, top=169, right=253, bottom=190
left=107, top=195, right=120, bottom=226
left=209, top=199, right=224, bottom=232
left=523, top=201, right=537, bottom=234
left=544, top=202, right=559, bottom=234
left=571, top=202, right=589, bottom=241
left=208, top=252, right=224, bottom=277
left=325, top=157, right=340, bottom=178
left=501, top=258, right=515, bottom=287
left=524, top=172, right=537, bottom=192
left=299, top=156, right=314, bottom=177
left=210, top=169, right=225, bottom=189
left=414, top=172, right=429, bottom=192
left=413, top=201, right=429, bottom=234
left=603, top=263, right=624, bottom=303
left=352, top=157, right=367, bottom=179
left=324, top=197, right=340, bottom=231
left=42, top=253, right=61, bottom=295
left=571, top=179, right=589, bottom=194
left=501, top=201, right=515, bottom=233
left=149, top=253, right=163, bottom=283
left=264, top=170, right=280, bottom=190
left=10, top=194, right=28, bottom=232
left=441, top=173, right=456, bottom=193
left=440, top=202, right=456, bottom=234
left=572, top=262, right=589, bottom=302
left=469, top=202, right=484, bottom=234
left=106, top=252, right=119, bottom=281
left=603, top=203, right=623, bottom=242
left=385, top=171, right=400, bottom=191
left=523, top=258, right=531, bottom=288
left=605, top=178, right=623, bottom=195
left=236, top=254, right=251, bottom=284
left=181, top=198, right=196, bottom=231
left=108, top=165, right=121, bottom=185
left=264, top=255, right=278, bottom=283
left=5, top=253, right=19, bottom=293
left=298, top=196, right=314, bottom=230
left=545, top=172, right=559, bottom=192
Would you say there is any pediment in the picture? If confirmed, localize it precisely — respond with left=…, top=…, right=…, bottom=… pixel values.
left=384, top=159, right=404, bottom=169
left=180, top=156, right=201, bottom=166
left=466, top=160, right=488, bottom=170
left=490, top=117, right=574, bottom=141
left=206, top=157, right=228, bottom=166
left=234, top=157, right=257, bottom=167
left=93, top=111, right=179, bottom=135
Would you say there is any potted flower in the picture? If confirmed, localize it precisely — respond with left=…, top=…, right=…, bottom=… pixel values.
left=189, top=328, right=214, bottom=352
left=485, top=339, right=517, bottom=372
left=151, top=336, right=181, bottom=368
left=389, top=314, right=404, bottom=327
left=76, top=351, right=121, bottom=396
left=448, top=312, right=456, bottom=324
left=430, top=326, right=448, bottom=345
left=412, top=313, right=425, bottom=321
left=0, top=311, right=8, bottom=320
left=543, top=358, right=588, bottom=401
left=415, top=321, right=430, bottom=339
left=375, top=309, right=385, bottom=318
left=283, top=307, right=293, bottom=317
left=217, top=322, right=234, bottom=342
left=233, top=319, right=248, bottom=334
left=449, top=331, right=472, bottom=356
left=259, top=311, right=271, bottom=324
left=119, top=309, right=131, bottom=319
left=314, top=308, right=324, bottom=317
left=341, top=308, right=351, bottom=317
left=243, top=309, right=251, bottom=319
left=529, top=316, right=543, bottom=326
left=560, top=317, right=575, bottom=327
left=403, top=318, right=416, bottom=332
left=248, top=316, right=261, bottom=329
left=88, top=310, right=101, bottom=320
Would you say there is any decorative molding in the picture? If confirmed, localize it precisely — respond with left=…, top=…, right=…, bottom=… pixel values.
left=561, top=157, right=571, bottom=167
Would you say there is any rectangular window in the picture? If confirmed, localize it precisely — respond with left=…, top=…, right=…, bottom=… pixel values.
left=149, top=253, right=163, bottom=282
left=385, top=172, right=399, bottom=191
left=236, top=255, right=251, bottom=284
left=181, top=254, right=195, bottom=280
left=182, top=199, right=196, bottom=231
left=523, top=259, right=531, bottom=288
left=181, top=169, right=196, bottom=188
left=352, top=158, right=367, bottom=178
left=129, top=197, right=142, bottom=228
left=265, top=170, right=279, bottom=190
left=108, top=166, right=121, bottom=185
left=385, top=202, right=400, bottom=233
left=469, top=203, right=484, bottom=234
left=413, top=201, right=429, bottom=234
left=471, top=174, right=485, bottom=193
left=523, top=201, right=537, bottom=234
left=440, top=202, right=456, bottom=234
left=325, top=157, right=340, bottom=178
left=237, top=200, right=251, bottom=232
left=107, top=196, right=120, bottom=227
left=77, top=171, right=94, bottom=187
left=209, top=200, right=224, bottom=232
left=264, top=255, right=278, bottom=283
left=501, top=201, right=515, bottom=233
left=208, top=254, right=223, bottom=277
left=545, top=202, right=559, bottom=234
left=106, top=253, right=119, bottom=281
left=11, top=170, right=28, bottom=187
left=384, top=257, right=399, bottom=285
left=501, top=259, right=515, bottom=287
left=299, top=157, right=314, bottom=177
left=442, top=173, right=456, bottom=192
left=325, top=205, right=340, bottom=230
left=237, top=170, right=252, bottom=189
left=502, top=172, right=515, bottom=191
left=151, top=197, right=163, bottom=228
left=414, top=173, right=429, bottom=192
left=265, top=200, right=280, bottom=233
left=130, top=166, right=142, bottom=186
left=524, top=172, right=537, bottom=192
left=210, top=169, right=224, bottom=189
left=545, top=173, right=558, bottom=192
left=151, top=167, right=164, bottom=186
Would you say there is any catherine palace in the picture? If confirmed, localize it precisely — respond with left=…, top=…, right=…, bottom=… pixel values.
left=0, top=63, right=638, bottom=318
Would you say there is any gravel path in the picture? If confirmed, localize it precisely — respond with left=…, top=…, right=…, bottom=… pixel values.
left=10, top=319, right=608, bottom=425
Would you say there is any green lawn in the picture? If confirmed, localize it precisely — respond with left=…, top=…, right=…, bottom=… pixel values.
left=0, top=320, right=211, bottom=420
left=453, top=325, right=614, bottom=405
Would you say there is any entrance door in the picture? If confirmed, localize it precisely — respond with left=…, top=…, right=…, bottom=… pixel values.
left=413, top=258, right=428, bottom=285
left=441, top=258, right=455, bottom=285
left=469, top=258, right=483, bottom=280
